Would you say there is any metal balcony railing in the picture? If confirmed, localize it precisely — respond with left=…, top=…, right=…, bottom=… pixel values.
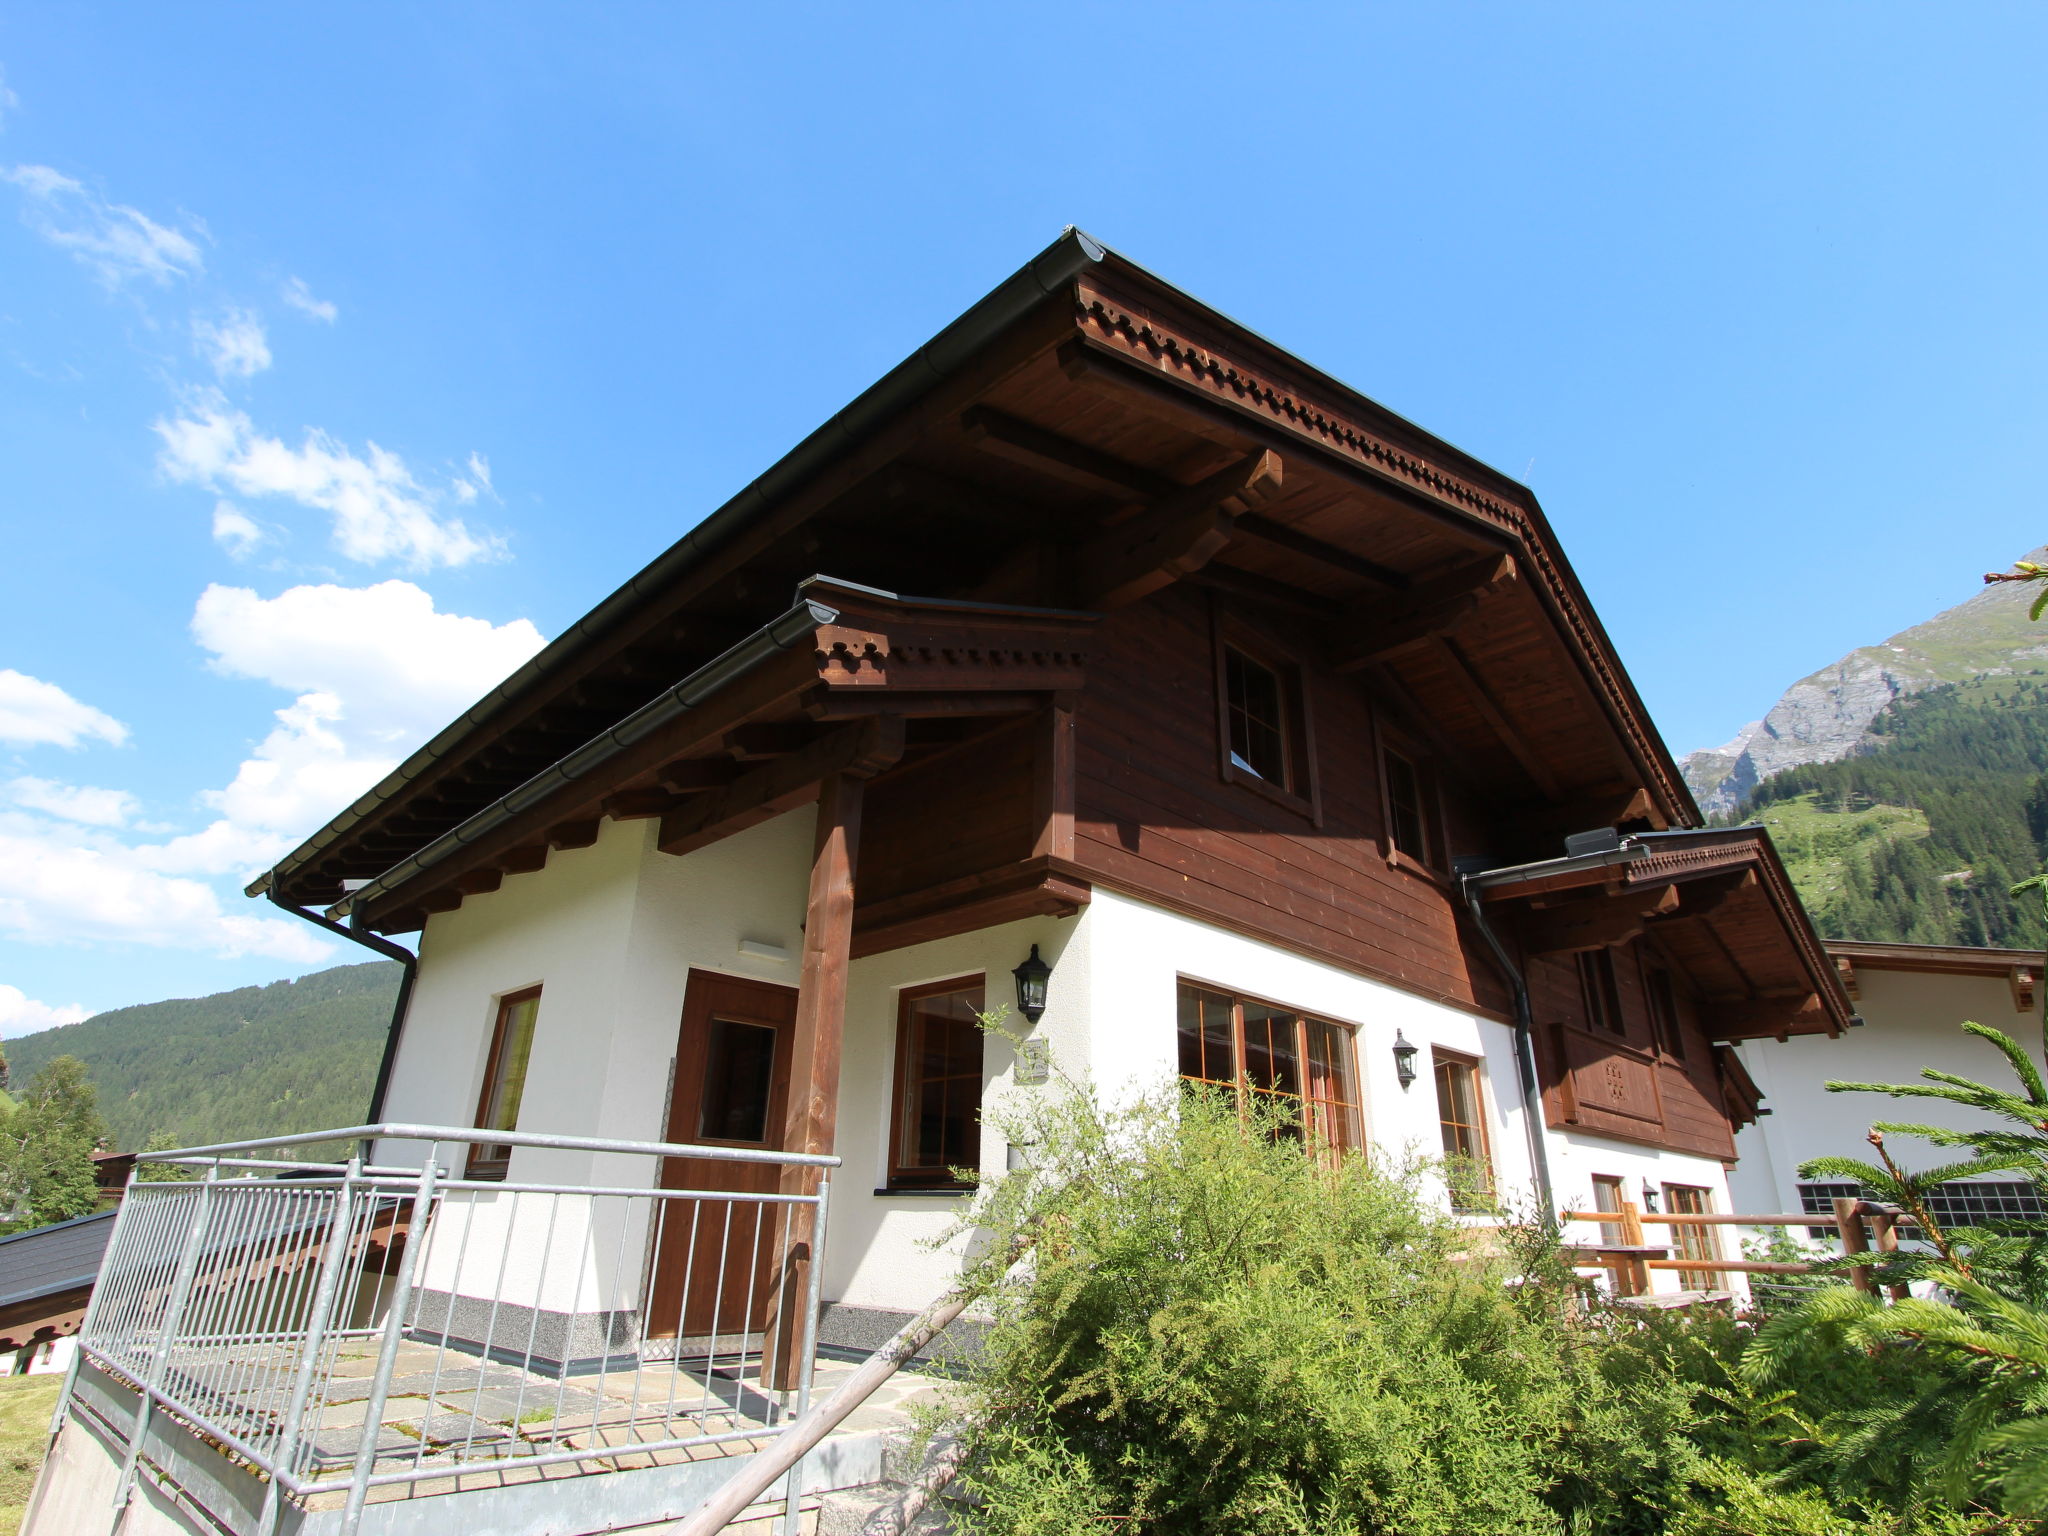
left=53, top=1123, right=837, bottom=1536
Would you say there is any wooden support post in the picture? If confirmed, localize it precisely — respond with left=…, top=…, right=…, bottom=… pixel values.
left=1619, top=1199, right=1646, bottom=1247
left=1869, top=1207, right=1909, bottom=1302
left=1617, top=1202, right=1650, bottom=1296
left=1834, top=1197, right=1874, bottom=1295
left=763, top=771, right=863, bottom=1390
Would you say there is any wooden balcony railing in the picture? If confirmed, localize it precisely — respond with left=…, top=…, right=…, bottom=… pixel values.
left=1560, top=1196, right=1907, bottom=1301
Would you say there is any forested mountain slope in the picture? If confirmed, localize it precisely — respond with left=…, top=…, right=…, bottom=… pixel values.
left=4, top=962, right=398, bottom=1154
left=1717, top=674, right=2048, bottom=946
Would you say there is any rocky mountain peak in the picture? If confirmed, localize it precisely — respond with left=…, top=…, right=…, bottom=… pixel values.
left=1681, top=548, right=2048, bottom=818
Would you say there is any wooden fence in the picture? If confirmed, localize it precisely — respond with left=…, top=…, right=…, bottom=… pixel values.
left=1560, top=1196, right=1908, bottom=1302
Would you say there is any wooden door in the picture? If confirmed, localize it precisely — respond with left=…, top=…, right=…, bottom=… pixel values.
left=648, top=969, right=798, bottom=1343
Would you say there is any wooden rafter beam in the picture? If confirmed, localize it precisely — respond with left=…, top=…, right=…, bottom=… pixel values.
left=1518, top=885, right=1680, bottom=954
left=1328, top=554, right=1518, bottom=672
left=724, top=722, right=820, bottom=761
left=1073, top=448, right=1284, bottom=609
left=1436, top=635, right=1564, bottom=800
left=1651, top=869, right=1759, bottom=924
left=959, top=405, right=1171, bottom=498
left=659, top=716, right=906, bottom=859
left=1232, top=513, right=1409, bottom=592
left=803, top=689, right=1047, bottom=722
left=1184, top=564, right=1347, bottom=620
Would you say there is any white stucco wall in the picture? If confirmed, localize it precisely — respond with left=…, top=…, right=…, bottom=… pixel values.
left=379, top=819, right=1773, bottom=1313
left=1732, top=964, right=2045, bottom=1216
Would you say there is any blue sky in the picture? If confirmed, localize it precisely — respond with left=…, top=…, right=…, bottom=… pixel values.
left=2, top=5, right=2045, bottom=1027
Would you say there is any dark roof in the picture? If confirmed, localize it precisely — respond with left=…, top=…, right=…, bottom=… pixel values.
left=0, top=1210, right=116, bottom=1307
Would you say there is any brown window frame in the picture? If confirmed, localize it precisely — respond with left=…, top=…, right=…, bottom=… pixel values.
left=1432, top=1049, right=1494, bottom=1209
left=1211, top=605, right=1321, bottom=824
left=1379, top=742, right=1449, bottom=877
left=1663, top=1183, right=1724, bottom=1289
left=886, top=976, right=988, bottom=1191
left=1176, top=981, right=1362, bottom=1154
left=1576, top=948, right=1626, bottom=1037
left=1591, top=1173, right=1627, bottom=1245
left=1643, top=961, right=1687, bottom=1061
left=469, top=985, right=542, bottom=1181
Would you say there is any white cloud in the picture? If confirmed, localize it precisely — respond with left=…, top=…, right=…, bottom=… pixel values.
left=0, top=986, right=91, bottom=1039
left=8, top=777, right=137, bottom=827
left=211, top=500, right=264, bottom=558
left=125, top=581, right=548, bottom=878
left=0, top=670, right=128, bottom=749
left=0, top=815, right=333, bottom=962
left=3, top=163, right=204, bottom=287
left=194, top=308, right=271, bottom=379
left=0, top=66, right=20, bottom=132
left=281, top=276, right=336, bottom=323
left=155, top=394, right=503, bottom=569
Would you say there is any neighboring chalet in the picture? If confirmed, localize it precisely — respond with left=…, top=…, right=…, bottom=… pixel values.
left=237, top=230, right=1849, bottom=1322
left=1733, top=938, right=2048, bottom=1233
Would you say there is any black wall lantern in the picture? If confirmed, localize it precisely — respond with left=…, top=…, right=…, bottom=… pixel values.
left=1392, top=1030, right=1418, bottom=1090
left=1012, top=944, right=1052, bottom=1024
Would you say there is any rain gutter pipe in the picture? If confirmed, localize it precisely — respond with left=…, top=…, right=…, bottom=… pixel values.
left=1456, top=840, right=1650, bottom=1222
left=261, top=891, right=417, bottom=1124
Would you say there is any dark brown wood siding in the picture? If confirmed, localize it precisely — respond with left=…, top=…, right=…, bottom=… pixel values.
left=1069, top=584, right=1508, bottom=1016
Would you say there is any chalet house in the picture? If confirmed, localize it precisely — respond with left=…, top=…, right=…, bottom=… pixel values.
left=1733, top=938, right=2048, bottom=1236
left=26, top=232, right=1869, bottom=1536
left=223, top=229, right=1849, bottom=1330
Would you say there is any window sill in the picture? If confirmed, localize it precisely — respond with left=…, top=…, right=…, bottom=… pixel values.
left=1220, top=763, right=1321, bottom=825
left=1385, top=848, right=1450, bottom=887
left=873, top=1186, right=972, bottom=1198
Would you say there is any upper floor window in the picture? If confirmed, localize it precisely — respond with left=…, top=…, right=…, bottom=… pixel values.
left=1645, top=965, right=1686, bottom=1060
left=1176, top=982, right=1361, bottom=1152
left=1224, top=646, right=1292, bottom=787
left=1576, top=949, right=1625, bottom=1036
left=888, top=978, right=986, bottom=1190
left=1382, top=748, right=1442, bottom=869
left=1433, top=1050, right=1494, bottom=1208
left=470, top=986, right=541, bottom=1180
left=1212, top=606, right=1319, bottom=820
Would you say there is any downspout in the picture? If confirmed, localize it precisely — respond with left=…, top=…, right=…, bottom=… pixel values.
left=262, top=891, right=417, bottom=1124
left=1458, top=878, right=1556, bottom=1220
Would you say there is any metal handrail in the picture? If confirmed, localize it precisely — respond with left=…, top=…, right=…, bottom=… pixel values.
left=63, top=1121, right=840, bottom=1536
left=133, top=1120, right=845, bottom=1168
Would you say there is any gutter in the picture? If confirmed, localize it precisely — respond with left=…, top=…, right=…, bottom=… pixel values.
left=1458, top=876, right=1557, bottom=1221
left=1454, top=838, right=1652, bottom=1221
left=262, top=893, right=418, bottom=1123
left=251, top=227, right=1110, bottom=905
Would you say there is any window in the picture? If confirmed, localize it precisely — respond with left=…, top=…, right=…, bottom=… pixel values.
left=1645, top=965, right=1686, bottom=1060
left=1433, top=1052, right=1494, bottom=1208
left=1663, top=1184, right=1724, bottom=1290
left=1382, top=749, right=1442, bottom=869
left=1576, top=949, right=1625, bottom=1036
left=470, top=987, right=542, bottom=1180
left=1224, top=646, right=1291, bottom=786
left=888, top=978, right=986, bottom=1190
left=1591, top=1174, right=1627, bottom=1246
left=698, top=1018, right=777, bottom=1143
left=1176, top=983, right=1361, bottom=1153
left=1212, top=609, right=1318, bottom=818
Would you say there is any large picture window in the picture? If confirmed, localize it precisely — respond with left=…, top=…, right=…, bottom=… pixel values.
left=1663, top=1184, right=1724, bottom=1290
left=1433, top=1050, right=1494, bottom=1208
left=888, top=978, right=986, bottom=1190
left=1176, top=983, right=1361, bottom=1152
left=470, top=986, right=542, bottom=1180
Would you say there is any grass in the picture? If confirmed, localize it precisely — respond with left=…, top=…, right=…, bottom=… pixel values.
left=0, top=1377, right=62, bottom=1536
left=1749, top=790, right=1931, bottom=918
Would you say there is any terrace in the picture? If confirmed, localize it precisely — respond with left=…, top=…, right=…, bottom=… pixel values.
left=32, top=1124, right=958, bottom=1536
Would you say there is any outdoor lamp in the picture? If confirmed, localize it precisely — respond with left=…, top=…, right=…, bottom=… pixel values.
left=1392, top=1030, right=1419, bottom=1090
left=1012, top=944, right=1052, bottom=1023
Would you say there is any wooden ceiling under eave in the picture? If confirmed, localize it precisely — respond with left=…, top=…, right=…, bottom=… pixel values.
left=272, top=252, right=1695, bottom=914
